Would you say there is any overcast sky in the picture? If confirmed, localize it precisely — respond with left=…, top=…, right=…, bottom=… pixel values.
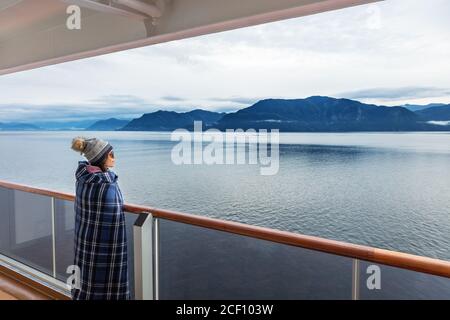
left=1, top=0, right=450, bottom=122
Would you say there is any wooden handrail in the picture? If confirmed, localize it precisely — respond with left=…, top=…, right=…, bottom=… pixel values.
left=1, top=179, right=450, bottom=278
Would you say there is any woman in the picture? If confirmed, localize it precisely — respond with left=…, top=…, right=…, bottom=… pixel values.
left=71, top=137, right=129, bottom=300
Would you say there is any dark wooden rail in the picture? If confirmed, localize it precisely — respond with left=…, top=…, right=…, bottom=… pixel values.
left=1, top=179, right=450, bottom=278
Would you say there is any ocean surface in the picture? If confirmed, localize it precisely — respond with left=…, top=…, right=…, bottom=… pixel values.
left=0, top=131, right=449, bottom=261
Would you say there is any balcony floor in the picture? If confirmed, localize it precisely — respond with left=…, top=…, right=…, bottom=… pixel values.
left=0, top=268, right=53, bottom=300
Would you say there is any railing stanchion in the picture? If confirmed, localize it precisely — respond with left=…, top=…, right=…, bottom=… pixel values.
left=352, top=259, right=360, bottom=300
left=51, top=197, right=57, bottom=279
left=133, top=212, right=154, bottom=300
left=154, top=217, right=159, bottom=300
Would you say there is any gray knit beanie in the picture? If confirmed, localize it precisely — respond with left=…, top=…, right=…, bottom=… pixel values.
left=71, top=136, right=113, bottom=164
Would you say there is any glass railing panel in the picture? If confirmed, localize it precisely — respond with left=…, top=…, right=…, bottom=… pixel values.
left=53, top=198, right=137, bottom=297
left=157, top=218, right=353, bottom=299
left=0, top=186, right=53, bottom=276
left=358, top=260, right=450, bottom=299
left=54, top=198, right=76, bottom=281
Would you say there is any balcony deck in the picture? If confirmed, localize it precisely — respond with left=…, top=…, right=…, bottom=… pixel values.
left=0, top=266, right=54, bottom=300
left=0, top=289, right=17, bottom=300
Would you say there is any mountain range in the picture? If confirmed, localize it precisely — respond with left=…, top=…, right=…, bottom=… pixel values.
left=0, top=122, right=41, bottom=131
left=402, top=103, right=447, bottom=112
left=2, top=96, right=450, bottom=132
left=414, top=105, right=450, bottom=121
left=214, top=96, right=431, bottom=131
left=87, top=118, right=131, bottom=131
left=119, top=109, right=225, bottom=131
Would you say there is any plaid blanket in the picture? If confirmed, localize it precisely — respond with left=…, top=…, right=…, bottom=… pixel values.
left=72, top=161, right=130, bottom=300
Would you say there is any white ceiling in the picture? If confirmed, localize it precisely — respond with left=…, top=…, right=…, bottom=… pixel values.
left=0, top=0, right=380, bottom=75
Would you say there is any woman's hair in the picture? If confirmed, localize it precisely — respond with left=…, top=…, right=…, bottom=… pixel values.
left=91, top=156, right=109, bottom=173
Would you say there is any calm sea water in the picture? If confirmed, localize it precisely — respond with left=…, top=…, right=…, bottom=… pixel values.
left=0, top=131, right=449, bottom=260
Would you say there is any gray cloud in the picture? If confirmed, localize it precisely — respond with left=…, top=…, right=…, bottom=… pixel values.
left=0, top=102, right=155, bottom=123
left=337, top=87, right=450, bottom=101
left=0, top=99, right=237, bottom=122
left=8, top=95, right=159, bottom=122
left=211, top=106, right=242, bottom=113
left=161, top=96, right=186, bottom=102
left=209, top=96, right=260, bottom=105
left=88, top=94, right=150, bottom=106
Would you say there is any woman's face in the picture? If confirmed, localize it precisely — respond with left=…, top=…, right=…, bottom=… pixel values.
left=105, top=150, right=115, bottom=168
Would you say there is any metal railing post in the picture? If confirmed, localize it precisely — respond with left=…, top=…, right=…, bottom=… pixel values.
left=352, top=259, right=360, bottom=300
left=133, top=212, right=154, bottom=300
left=51, top=197, right=57, bottom=279
left=154, top=217, right=159, bottom=300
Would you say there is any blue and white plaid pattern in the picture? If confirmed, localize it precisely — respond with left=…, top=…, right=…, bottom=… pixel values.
left=72, top=161, right=130, bottom=300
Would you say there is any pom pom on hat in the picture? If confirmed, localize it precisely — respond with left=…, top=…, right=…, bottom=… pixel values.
left=71, top=136, right=87, bottom=154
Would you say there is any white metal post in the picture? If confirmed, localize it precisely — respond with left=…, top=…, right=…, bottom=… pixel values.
left=51, top=197, right=57, bottom=279
left=154, top=217, right=159, bottom=300
left=352, top=259, right=360, bottom=300
left=133, top=212, right=154, bottom=300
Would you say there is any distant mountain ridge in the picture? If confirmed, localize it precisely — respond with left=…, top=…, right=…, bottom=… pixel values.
left=214, top=96, right=431, bottom=132
left=414, top=104, right=450, bottom=121
left=87, top=118, right=130, bottom=131
left=36, top=120, right=99, bottom=130
left=402, top=103, right=447, bottom=112
left=0, top=122, right=40, bottom=130
left=119, top=109, right=225, bottom=131
left=2, top=97, right=450, bottom=132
